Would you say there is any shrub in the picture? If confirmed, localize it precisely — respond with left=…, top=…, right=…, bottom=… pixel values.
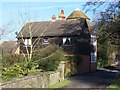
left=2, top=45, right=65, bottom=81
left=35, top=49, right=65, bottom=71
left=32, top=45, right=60, bottom=61
left=97, top=51, right=108, bottom=67
left=2, top=62, right=42, bottom=81
left=64, top=56, right=82, bottom=77
left=2, top=54, right=26, bottom=68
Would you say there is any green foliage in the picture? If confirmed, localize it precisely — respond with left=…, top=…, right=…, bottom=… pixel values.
left=2, top=45, right=65, bottom=81
left=34, top=47, right=65, bottom=71
left=64, top=56, right=82, bottom=77
left=97, top=51, right=108, bottom=67
left=2, top=54, right=26, bottom=68
left=107, top=80, right=120, bottom=89
left=88, top=1, right=120, bottom=67
left=2, top=62, right=42, bottom=81
left=32, top=45, right=60, bottom=61
left=65, top=56, right=82, bottom=66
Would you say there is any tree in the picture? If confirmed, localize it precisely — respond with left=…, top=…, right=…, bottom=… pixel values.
left=83, top=1, right=120, bottom=66
left=15, top=10, right=54, bottom=61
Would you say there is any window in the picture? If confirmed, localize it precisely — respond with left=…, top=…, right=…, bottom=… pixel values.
left=63, top=37, right=71, bottom=45
left=43, top=38, right=49, bottom=44
left=24, top=39, right=31, bottom=46
left=91, top=52, right=96, bottom=63
left=91, top=35, right=97, bottom=46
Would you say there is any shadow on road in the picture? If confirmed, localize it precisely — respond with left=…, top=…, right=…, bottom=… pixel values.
left=104, top=65, right=120, bottom=71
left=63, top=68, right=119, bottom=88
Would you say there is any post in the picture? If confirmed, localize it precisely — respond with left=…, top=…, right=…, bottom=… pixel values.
left=58, top=61, right=65, bottom=81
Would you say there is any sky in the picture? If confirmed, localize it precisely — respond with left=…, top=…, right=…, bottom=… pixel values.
left=0, top=0, right=117, bottom=41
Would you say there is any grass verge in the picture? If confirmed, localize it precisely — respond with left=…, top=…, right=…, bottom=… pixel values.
left=107, top=81, right=120, bottom=89
left=48, top=79, right=71, bottom=88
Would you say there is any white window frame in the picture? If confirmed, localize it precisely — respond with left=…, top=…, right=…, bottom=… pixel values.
left=24, top=39, right=31, bottom=47
left=91, top=52, right=96, bottom=63
left=91, top=35, right=97, bottom=46
left=63, top=37, right=71, bottom=45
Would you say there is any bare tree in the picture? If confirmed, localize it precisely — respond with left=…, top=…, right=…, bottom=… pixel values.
left=15, top=9, right=53, bottom=61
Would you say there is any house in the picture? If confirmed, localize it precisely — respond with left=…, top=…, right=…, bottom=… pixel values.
left=17, top=8, right=97, bottom=74
left=0, top=41, right=19, bottom=54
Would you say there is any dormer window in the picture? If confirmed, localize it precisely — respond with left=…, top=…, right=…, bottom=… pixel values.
left=24, top=39, right=31, bottom=46
left=63, top=37, right=71, bottom=45
left=43, top=38, right=49, bottom=44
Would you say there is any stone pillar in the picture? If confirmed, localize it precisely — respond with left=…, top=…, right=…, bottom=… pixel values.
left=58, top=61, right=65, bottom=81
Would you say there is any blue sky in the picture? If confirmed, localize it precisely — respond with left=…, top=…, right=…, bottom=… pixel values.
left=1, top=1, right=111, bottom=41
left=2, top=2, right=94, bottom=25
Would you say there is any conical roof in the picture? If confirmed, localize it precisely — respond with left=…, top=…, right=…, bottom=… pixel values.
left=66, top=8, right=90, bottom=20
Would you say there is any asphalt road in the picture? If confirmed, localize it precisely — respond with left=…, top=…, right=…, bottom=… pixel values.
left=63, top=68, right=119, bottom=88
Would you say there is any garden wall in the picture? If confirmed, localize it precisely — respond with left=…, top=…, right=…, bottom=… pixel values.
left=1, top=61, right=65, bottom=88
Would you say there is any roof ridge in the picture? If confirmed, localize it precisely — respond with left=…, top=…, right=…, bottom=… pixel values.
left=66, top=9, right=89, bottom=20
left=29, top=20, right=51, bottom=23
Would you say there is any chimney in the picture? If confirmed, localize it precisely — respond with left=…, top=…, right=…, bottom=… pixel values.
left=52, top=15, right=56, bottom=21
left=61, top=10, right=64, bottom=14
left=58, top=9, right=65, bottom=20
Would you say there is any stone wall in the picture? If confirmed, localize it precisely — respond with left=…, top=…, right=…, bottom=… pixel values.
left=1, top=61, right=65, bottom=88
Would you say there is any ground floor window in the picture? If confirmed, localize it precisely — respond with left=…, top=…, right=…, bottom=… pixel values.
left=91, top=52, right=96, bottom=63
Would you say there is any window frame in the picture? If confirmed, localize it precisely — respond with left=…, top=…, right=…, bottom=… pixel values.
left=43, top=38, right=49, bottom=44
left=24, top=38, right=32, bottom=47
left=62, top=37, right=71, bottom=45
left=91, top=52, right=96, bottom=63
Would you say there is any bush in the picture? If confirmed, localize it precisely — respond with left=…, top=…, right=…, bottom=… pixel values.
left=2, top=45, right=65, bottom=81
left=97, top=51, right=108, bottom=67
left=34, top=48, right=65, bottom=71
left=64, top=56, right=82, bottom=77
left=32, top=45, right=60, bottom=61
left=2, top=62, right=42, bottom=81
left=2, top=54, right=26, bottom=68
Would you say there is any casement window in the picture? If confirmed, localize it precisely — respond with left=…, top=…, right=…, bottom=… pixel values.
left=24, top=39, right=31, bottom=46
left=91, top=52, right=96, bottom=63
left=43, top=38, right=49, bottom=44
left=63, top=37, right=71, bottom=45
left=91, top=35, right=97, bottom=46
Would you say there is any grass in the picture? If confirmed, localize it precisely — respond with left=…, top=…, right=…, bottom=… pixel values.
left=107, top=81, right=120, bottom=89
left=48, top=79, right=71, bottom=88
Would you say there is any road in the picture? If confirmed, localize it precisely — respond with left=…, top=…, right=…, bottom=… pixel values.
left=64, top=68, right=119, bottom=88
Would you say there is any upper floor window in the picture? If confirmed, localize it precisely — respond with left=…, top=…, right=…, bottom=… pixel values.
left=24, top=39, right=31, bottom=46
left=43, top=38, right=49, bottom=44
left=63, top=37, right=71, bottom=45
left=91, top=35, right=97, bottom=46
